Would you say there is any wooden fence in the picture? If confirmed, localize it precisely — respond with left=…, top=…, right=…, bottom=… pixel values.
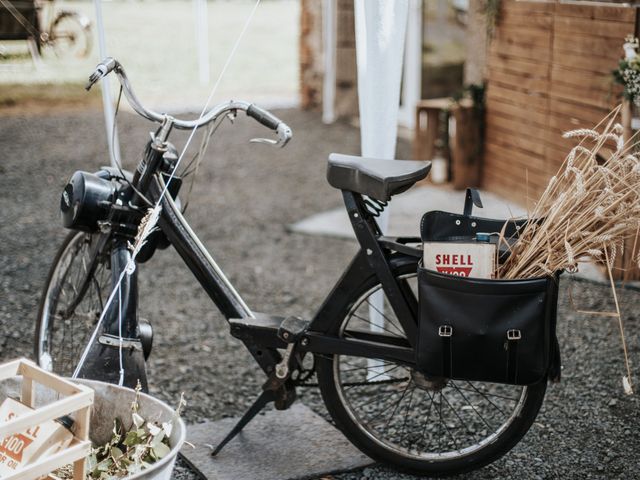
left=484, top=0, right=635, bottom=204
left=484, top=1, right=639, bottom=279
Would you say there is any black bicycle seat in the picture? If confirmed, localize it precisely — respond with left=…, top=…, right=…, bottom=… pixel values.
left=326, top=153, right=431, bottom=202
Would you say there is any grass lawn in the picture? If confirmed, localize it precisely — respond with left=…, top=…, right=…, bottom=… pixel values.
left=0, top=0, right=300, bottom=111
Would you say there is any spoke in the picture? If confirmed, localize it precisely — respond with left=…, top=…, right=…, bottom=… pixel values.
left=68, top=270, right=79, bottom=296
left=399, top=383, right=417, bottom=444
left=352, top=387, right=404, bottom=411
left=438, top=392, right=459, bottom=449
left=343, top=364, right=404, bottom=389
left=454, top=385, right=519, bottom=403
left=339, top=358, right=389, bottom=371
left=351, top=313, right=403, bottom=338
left=383, top=381, right=414, bottom=430
left=339, top=361, right=396, bottom=373
left=364, top=383, right=410, bottom=425
left=364, top=299, right=405, bottom=336
left=44, top=234, right=109, bottom=377
left=467, top=382, right=506, bottom=415
left=450, top=381, right=496, bottom=431
left=341, top=377, right=408, bottom=387
left=438, top=392, right=442, bottom=451
left=464, top=382, right=511, bottom=416
left=420, top=390, right=436, bottom=449
left=440, top=387, right=478, bottom=436
left=93, top=274, right=104, bottom=313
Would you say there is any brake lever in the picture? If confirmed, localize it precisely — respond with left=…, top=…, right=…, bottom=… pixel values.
left=249, top=123, right=292, bottom=148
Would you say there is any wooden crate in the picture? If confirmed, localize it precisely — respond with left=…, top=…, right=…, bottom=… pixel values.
left=413, top=97, right=481, bottom=189
left=450, top=101, right=483, bottom=190
left=0, top=359, right=93, bottom=480
left=413, top=97, right=452, bottom=163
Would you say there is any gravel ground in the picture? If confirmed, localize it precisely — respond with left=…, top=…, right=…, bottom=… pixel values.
left=0, top=107, right=639, bottom=479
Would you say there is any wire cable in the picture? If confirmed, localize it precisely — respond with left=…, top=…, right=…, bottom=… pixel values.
left=73, top=0, right=262, bottom=379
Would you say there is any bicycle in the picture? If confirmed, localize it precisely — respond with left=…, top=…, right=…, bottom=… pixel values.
left=34, top=57, right=548, bottom=476
left=0, top=0, right=91, bottom=58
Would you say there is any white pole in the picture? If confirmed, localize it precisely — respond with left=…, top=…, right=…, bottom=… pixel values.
left=399, top=0, right=422, bottom=129
left=93, top=0, right=120, bottom=168
left=322, top=0, right=336, bottom=124
left=354, top=0, right=409, bottom=379
left=194, top=0, right=210, bottom=85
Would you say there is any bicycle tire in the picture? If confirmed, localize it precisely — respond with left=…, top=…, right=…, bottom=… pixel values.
left=315, top=259, right=547, bottom=476
left=50, top=12, right=92, bottom=58
left=35, top=230, right=110, bottom=377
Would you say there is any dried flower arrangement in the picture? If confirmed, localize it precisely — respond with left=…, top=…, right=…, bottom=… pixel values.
left=52, top=382, right=185, bottom=479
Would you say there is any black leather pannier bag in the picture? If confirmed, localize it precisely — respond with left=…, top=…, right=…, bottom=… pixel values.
left=417, top=205, right=561, bottom=386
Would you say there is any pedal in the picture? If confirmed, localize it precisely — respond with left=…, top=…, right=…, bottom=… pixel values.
left=275, top=343, right=295, bottom=380
left=277, top=316, right=309, bottom=343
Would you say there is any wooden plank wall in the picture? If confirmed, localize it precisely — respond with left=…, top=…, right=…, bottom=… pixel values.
left=483, top=0, right=635, bottom=206
left=299, top=0, right=323, bottom=109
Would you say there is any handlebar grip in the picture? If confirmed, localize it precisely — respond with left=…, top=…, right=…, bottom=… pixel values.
left=247, top=104, right=282, bottom=130
left=85, top=57, right=118, bottom=91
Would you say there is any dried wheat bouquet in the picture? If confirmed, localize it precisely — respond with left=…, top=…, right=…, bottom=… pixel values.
left=498, top=108, right=640, bottom=281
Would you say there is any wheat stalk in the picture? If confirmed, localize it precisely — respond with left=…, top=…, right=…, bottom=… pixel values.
left=498, top=106, right=640, bottom=280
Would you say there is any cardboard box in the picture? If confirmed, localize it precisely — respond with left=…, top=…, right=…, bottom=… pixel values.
left=424, top=242, right=496, bottom=279
left=0, top=398, right=73, bottom=477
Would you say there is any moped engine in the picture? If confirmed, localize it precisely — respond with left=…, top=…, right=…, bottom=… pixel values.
left=60, top=171, right=116, bottom=232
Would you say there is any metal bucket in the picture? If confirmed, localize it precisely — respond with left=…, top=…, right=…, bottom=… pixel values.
left=0, top=377, right=186, bottom=480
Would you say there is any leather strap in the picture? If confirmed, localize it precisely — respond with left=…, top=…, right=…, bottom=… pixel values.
left=463, top=188, right=483, bottom=216
left=506, top=330, right=521, bottom=383
left=439, top=325, right=453, bottom=377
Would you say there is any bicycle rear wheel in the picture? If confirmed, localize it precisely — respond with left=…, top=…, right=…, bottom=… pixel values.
left=35, top=230, right=110, bottom=376
left=315, top=262, right=547, bottom=476
left=49, top=12, right=92, bottom=58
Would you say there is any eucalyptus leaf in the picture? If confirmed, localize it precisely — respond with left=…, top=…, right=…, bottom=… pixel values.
left=79, top=388, right=181, bottom=479
left=152, top=442, right=171, bottom=460
left=110, top=446, right=123, bottom=459
left=147, top=422, right=162, bottom=436
left=123, top=431, right=141, bottom=446
left=132, top=412, right=145, bottom=428
left=162, top=421, right=173, bottom=437
left=151, top=430, right=166, bottom=448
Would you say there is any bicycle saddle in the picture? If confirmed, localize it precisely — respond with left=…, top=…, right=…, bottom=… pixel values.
left=327, top=153, right=431, bottom=202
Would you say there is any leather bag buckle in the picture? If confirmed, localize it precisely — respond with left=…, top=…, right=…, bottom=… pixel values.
left=438, top=325, right=453, bottom=337
left=507, top=329, right=521, bottom=341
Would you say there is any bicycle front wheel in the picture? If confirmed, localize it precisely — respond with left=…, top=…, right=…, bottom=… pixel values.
left=316, top=262, right=547, bottom=476
left=35, top=230, right=110, bottom=376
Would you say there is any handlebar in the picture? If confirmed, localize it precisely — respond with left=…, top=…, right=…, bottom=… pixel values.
left=86, top=57, right=292, bottom=147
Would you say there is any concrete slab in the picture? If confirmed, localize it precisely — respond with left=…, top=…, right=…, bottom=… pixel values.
left=290, top=184, right=528, bottom=240
left=290, top=183, right=608, bottom=283
left=180, top=403, right=374, bottom=480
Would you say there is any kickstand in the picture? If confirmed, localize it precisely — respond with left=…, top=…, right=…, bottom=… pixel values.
left=210, top=389, right=276, bottom=456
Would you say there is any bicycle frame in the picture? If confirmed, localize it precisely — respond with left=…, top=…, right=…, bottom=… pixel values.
left=145, top=174, right=420, bottom=375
